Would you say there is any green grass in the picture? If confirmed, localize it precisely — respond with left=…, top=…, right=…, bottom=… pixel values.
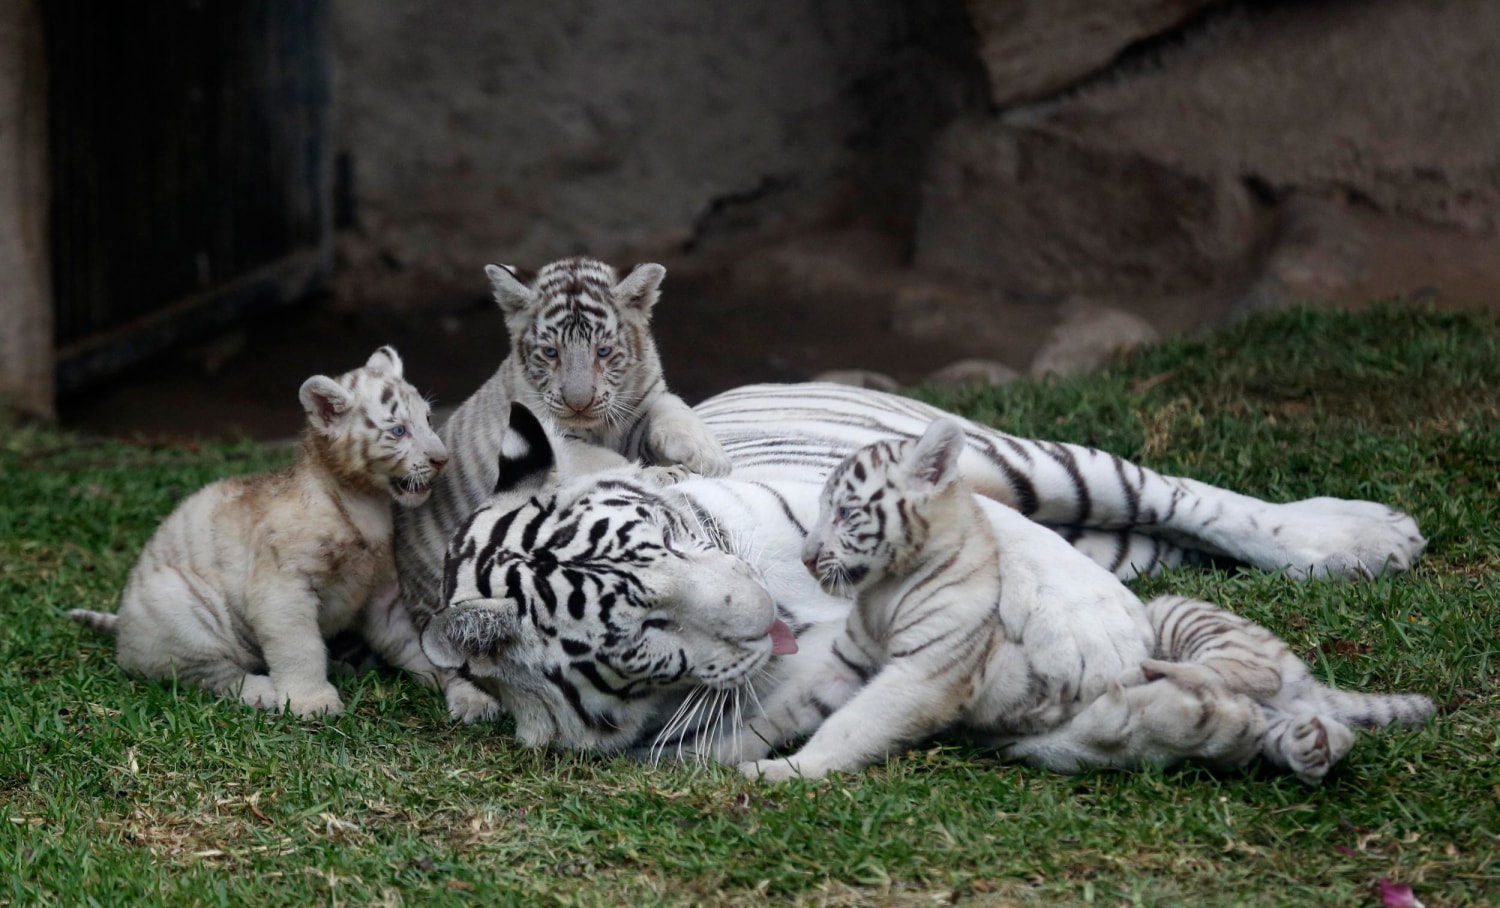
left=4, top=303, right=1498, bottom=906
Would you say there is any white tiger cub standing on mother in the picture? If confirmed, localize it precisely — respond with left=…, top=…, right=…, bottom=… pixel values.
left=388, top=256, right=731, bottom=720
left=727, top=419, right=1433, bottom=783
left=71, top=347, right=448, bottom=719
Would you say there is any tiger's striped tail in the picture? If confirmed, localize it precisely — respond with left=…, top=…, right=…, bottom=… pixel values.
left=1315, top=687, right=1434, bottom=729
left=68, top=609, right=120, bottom=636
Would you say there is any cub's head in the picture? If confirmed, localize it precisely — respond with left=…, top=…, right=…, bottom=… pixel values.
left=802, top=418, right=968, bottom=594
left=421, top=403, right=788, bottom=752
left=485, top=257, right=666, bottom=436
left=297, top=346, right=449, bottom=507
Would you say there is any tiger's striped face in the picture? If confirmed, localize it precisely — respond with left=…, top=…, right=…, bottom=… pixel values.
left=421, top=406, right=781, bottom=751
left=802, top=419, right=968, bottom=594
left=298, top=346, right=448, bottom=507
left=485, top=257, right=666, bottom=437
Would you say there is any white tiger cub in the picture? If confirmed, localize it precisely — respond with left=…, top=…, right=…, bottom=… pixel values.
left=731, top=418, right=1266, bottom=781
left=733, top=419, right=1432, bottom=783
left=69, top=347, right=448, bottom=719
left=390, top=256, right=730, bottom=720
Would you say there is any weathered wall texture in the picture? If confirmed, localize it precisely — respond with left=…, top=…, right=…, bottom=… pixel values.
left=916, top=0, right=1500, bottom=349
left=0, top=0, right=51, bottom=420
left=330, top=0, right=981, bottom=308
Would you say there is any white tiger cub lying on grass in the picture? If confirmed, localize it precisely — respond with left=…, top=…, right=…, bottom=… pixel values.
left=70, top=347, right=448, bottom=719
left=390, top=256, right=731, bottom=721
left=421, top=406, right=1431, bottom=783
left=731, top=419, right=1434, bottom=783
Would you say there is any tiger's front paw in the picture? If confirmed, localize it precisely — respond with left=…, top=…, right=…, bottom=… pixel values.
left=445, top=676, right=504, bottom=723
left=282, top=682, right=345, bottom=719
left=739, top=757, right=829, bottom=782
left=1280, top=715, right=1355, bottom=786
left=649, top=425, right=732, bottom=478
left=640, top=464, right=694, bottom=488
left=1258, top=498, right=1426, bottom=580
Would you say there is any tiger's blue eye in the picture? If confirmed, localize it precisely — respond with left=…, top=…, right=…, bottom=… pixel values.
left=835, top=506, right=854, bottom=521
left=542, top=347, right=559, bottom=359
left=390, top=425, right=407, bottom=438
left=596, top=346, right=613, bottom=358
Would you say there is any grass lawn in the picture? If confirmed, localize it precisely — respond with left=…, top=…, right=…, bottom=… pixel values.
left=3, top=303, right=1497, bottom=906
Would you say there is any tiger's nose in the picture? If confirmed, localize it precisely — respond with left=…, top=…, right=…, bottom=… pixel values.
left=565, top=396, right=594, bottom=414
left=429, top=454, right=449, bottom=472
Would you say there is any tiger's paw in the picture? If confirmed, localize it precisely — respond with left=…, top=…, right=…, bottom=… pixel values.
left=649, top=424, right=732, bottom=478
left=1279, top=715, right=1355, bottom=786
left=445, top=676, right=504, bottom=724
left=281, top=682, right=345, bottom=719
left=1257, top=498, right=1426, bottom=580
left=739, top=757, right=829, bottom=782
left=640, top=464, right=694, bottom=488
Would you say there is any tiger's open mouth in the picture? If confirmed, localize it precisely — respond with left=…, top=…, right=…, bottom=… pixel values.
left=391, top=474, right=434, bottom=506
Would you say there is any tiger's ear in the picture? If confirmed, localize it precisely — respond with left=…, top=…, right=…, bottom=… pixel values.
left=364, top=345, right=404, bottom=378
left=495, top=402, right=556, bottom=494
left=904, top=418, right=966, bottom=493
left=298, top=375, right=353, bottom=431
left=613, top=263, right=666, bottom=317
left=420, top=602, right=520, bottom=670
left=485, top=263, right=537, bottom=318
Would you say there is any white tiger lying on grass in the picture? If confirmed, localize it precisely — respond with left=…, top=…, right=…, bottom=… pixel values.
left=418, top=404, right=1431, bottom=782
left=729, top=419, right=1434, bottom=783
left=70, top=347, right=448, bottom=718
left=386, top=256, right=731, bottom=721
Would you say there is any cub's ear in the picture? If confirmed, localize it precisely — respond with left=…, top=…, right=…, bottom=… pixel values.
left=364, top=345, right=404, bottom=378
left=420, top=602, right=519, bottom=670
left=904, top=418, right=966, bottom=493
left=494, top=402, right=556, bottom=494
left=485, top=263, right=536, bottom=319
left=613, top=263, right=666, bottom=316
left=298, top=375, right=353, bottom=430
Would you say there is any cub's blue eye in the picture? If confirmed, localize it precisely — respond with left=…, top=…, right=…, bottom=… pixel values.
left=835, top=506, right=854, bottom=521
left=596, top=345, right=613, bottom=358
left=541, top=347, right=559, bottom=359
left=390, top=425, right=407, bottom=438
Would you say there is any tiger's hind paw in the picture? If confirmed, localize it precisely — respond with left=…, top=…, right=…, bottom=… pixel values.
left=1276, top=715, right=1355, bottom=786
left=1257, top=498, right=1426, bottom=580
left=445, top=676, right=504, bottom=724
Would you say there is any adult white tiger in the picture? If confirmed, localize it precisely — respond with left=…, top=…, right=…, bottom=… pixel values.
left=418, top=402, right=1430, bottom=777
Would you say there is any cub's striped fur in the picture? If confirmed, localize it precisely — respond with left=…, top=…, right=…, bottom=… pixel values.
left=70, top=348, right=447, bottom=718
left=390, top=257, right=730, bottom=720
left=1143, top=594, right=1434, bottom=784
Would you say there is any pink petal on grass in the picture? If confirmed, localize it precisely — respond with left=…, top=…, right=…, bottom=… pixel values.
left=1379, top=879, right=1425, bottom=908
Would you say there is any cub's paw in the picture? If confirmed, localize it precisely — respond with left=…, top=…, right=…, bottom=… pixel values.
left=1134, top=679, right=1263, bottom=768
left=445, top=676, right=504, bottom=724
left=1274, top=715, right=1355, bottom=786
left=649, top=424, right=732, bottom=478
left=1140, top=659, right=1221, bottom=692
left=740, top=757, right=826, bottom=782
left=283, top=683, right=345, bottom=719
left=236, top=674, right=279, bottom=710
left=640, top=464, right=694, bottom=488
left=1258, top=498, right=1426, bottom=580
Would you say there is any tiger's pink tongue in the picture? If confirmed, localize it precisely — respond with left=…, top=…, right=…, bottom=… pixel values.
left=769, top=618, right=799, bottom=655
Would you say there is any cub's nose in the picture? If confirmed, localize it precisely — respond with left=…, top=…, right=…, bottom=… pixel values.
left=429, top=454, right=449, bottom=472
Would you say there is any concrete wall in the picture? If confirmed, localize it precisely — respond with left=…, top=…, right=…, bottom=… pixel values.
left=0, top=0, right=51, bottom=421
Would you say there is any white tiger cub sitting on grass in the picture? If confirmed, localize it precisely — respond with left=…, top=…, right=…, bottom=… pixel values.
left=70, top=347, right=448, bottom=719
left=391, top=256, right=731, bottom=720
left=732, top=419, right=1434, bottom=783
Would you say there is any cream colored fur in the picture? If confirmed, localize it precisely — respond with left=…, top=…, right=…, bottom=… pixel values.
left=70, top=348, right=447, bottom=718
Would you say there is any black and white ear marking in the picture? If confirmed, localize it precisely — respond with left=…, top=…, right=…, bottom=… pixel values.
left=613, top=263, right=666, bottom=316
left=905, top=418, right=967, bottom=492
left=485, top=263, right=537, bottom=318
left=364, top=345, right=404, bottom=378
left=298, top=375, right=353, bottom=430
left=494, top=402, right=556, bottom=494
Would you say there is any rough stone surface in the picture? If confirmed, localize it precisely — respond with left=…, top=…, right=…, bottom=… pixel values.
left=923, top=358, right=1019, bottom=389
left=917, top=0, right=1500, bottom=327
left=330, top=0, right=984, bottom=309
left=964, top=0, right=1226, bottom=107
left=1029, top=304, right=1159, bottom=377
left=0, top=0, right=52, bottom=420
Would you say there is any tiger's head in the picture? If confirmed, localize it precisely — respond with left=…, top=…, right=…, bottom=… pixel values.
left=420, top=403, right=793, bottom=752
left=486, top=257, right=666, bottom=438
left=298, top=346, right=449, bottom=508
left=801, top=418, right=969, bottom=594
